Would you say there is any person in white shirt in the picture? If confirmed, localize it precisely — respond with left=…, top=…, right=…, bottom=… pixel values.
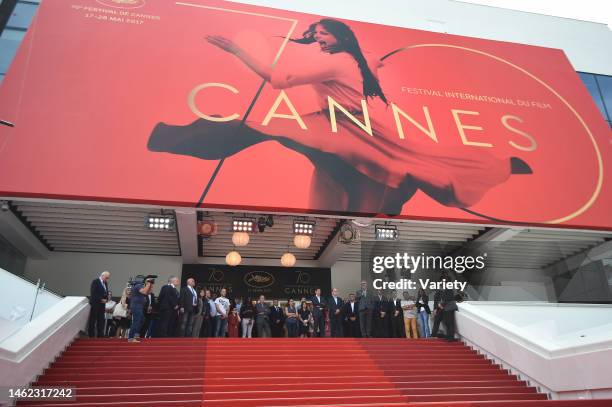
left=401, top=291, right=418, bottom=338
left=104, top=291, right=116, bottom=337
left=214, top=288, right=230, bottom=337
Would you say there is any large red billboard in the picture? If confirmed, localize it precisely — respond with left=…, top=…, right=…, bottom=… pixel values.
left=0, top=0, right=610, bottom=229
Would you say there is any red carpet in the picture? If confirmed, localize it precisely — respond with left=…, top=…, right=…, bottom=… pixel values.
left=17, top=338, right=612, bottom=406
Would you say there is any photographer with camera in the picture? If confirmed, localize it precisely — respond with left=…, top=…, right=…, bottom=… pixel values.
left=128, top=275, right=155, bottom=343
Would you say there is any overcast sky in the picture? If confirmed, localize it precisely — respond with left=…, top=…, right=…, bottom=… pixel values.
left=458, top=0, right=611, bottom=26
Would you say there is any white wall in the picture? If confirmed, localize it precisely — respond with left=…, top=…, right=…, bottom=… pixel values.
left=24, top=251, right=561, bottom=301
left=457, top=302, right=612, bottom=399
left=24, top=252, right=362, bottom=298
left=0, top=296, right=89, bottom=406
left=330, top=261, right=362, bottom=296
left=467, top=266, right=556, bottom=301
left=24, top=252, right=183, bottom=297
left=0, top=268, right=61, bottom=332
left=232, top=0, right=612, bottom=75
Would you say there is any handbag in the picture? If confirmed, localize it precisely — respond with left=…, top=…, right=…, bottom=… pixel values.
left=113, top=302, right=128, bottom=318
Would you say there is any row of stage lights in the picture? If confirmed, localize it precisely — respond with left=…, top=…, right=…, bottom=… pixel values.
left=145, top=215, right=175, bottom=230
left=147, top=213, right=398, bottom=241
left=225, top=217, right=316, bottom=267
left=146, top=213, right=400, bottom=267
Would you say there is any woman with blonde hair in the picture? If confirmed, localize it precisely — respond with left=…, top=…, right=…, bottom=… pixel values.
left=113, top=286, right=131, bottom=338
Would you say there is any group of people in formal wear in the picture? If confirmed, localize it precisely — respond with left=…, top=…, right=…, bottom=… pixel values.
left=88, top=273, right=459, bottom=341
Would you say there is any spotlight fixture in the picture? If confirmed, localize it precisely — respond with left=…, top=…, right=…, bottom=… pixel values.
left=257, top=216, right=266, bottom=233
left=375, top=224, right=399, bottom=240
left=293, top=219, right=315, bottom=236
left=256, top=215, right=274, bottom=233
left=198, top=219, right=218, bottom=237
left=338, top=222, right=359, bottom=244
left=146, top=214, right=175, bottom=231
left=232, top=217, right=256, bottom=232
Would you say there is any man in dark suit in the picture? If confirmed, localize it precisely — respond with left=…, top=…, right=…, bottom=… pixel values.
left=343, top=293, right=359, bottom=338
left=140, top=290, right=157, bottom=338
left=255, top=295, right=271, bottom=337
left=389, top=291, right=405, bottom=338
left=88, top=271, right=110, bottom=337
left=431, top=288, right=445, bottom=338
left=311, top=288, right=327, bottom=337
left=157, top=276, right=180, bottom=337
left=179, top=277, right=198, bottom=337
left=356, top=281, right=374, bottom=338
left=328, top=288, right=344, bottom=337
left=441, top=288, right=458, bottom=341
left=199, top=289, right=212, bottom=337
left=270, top=299, right=284, bottom=337
left=372, top=290, right=390, bottom=337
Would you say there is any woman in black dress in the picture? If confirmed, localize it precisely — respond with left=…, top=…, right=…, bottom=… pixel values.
left=298, top=300, right=313, bottom=338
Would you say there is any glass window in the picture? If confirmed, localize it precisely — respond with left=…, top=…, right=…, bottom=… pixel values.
left=0, top=37, right=20, bottom=74
left=1, top=27, right=25, bottom=41
left=6, top=1, right=38, bottom=30
left=578, top=72, right=608, bottom=122
left=594, top=74, right=612, bottom=124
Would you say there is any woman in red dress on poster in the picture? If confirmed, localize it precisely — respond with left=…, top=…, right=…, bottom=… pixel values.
left=148, top=19, right=531, bottom=215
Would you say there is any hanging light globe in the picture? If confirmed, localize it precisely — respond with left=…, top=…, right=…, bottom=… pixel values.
left=232, top=231, right=250, bottom=247
left=281, top=252, right=296, bottom=267
left=294, top=234, right=312, bottom=249
left=226, top=250, right=242, bottom=266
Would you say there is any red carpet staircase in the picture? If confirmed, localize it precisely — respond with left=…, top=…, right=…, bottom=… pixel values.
left=18, top=338, right=612, bottom=407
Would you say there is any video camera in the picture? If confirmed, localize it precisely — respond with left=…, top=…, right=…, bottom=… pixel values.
left=128, top=274, right=158, bottom=289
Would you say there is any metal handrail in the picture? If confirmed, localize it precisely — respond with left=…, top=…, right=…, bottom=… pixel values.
left=7, top=271, right=63, bottom=298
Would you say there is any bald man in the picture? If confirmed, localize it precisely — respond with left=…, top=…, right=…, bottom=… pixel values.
left=88, top=271, right=110, bottom=337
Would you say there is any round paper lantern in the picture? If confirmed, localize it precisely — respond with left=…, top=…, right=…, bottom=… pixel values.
left=294, top=234, right=312, bottom=249
left=232, top=231, right=250, bottom=247
left=281, top=252, right=296, bottom=267
left=226, top=250, right=242, bottom=266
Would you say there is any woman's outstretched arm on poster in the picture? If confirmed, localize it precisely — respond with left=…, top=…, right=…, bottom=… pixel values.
left=206, top=35, right=272, bottom=82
